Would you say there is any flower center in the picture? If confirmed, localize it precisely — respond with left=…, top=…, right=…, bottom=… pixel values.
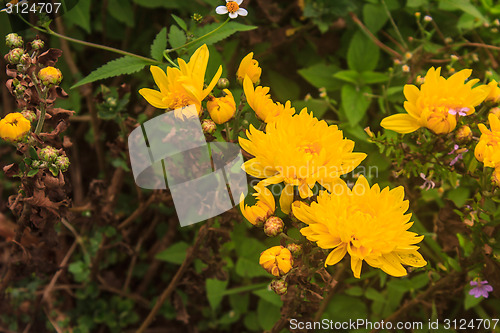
left=7, top=119, right=18, bottom=126
left=299, top=143, right=321, bottom=159
left=163, top=93, right=191, bottom=110
left=226, top=1, right=239, bottom=13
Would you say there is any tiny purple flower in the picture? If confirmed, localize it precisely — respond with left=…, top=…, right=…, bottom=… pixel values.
left=420, top=173, right=435, bottom=190
left=448, top=107, right=470, bottom=117
left=448, top=144, right=468, bottom=166
left=469, top=280, right=493, bottom=298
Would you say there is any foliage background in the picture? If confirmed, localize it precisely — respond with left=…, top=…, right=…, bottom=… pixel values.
left=1, top=0, right=500, bottom=332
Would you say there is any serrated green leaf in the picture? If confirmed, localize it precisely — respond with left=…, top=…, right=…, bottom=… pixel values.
left=206, top=278, right=228, bottom=311
left=150, top=27, right=168, bottom=61
left=155, top=242, right=189, bottom=264
left=71, top=56, right=152, bottom=89
left=169, top=25, right=187, bottom=50
left=341, top=84, right=372, bottom=125
left=187, top=22, right=257, bottom=51
left=347, top=31, right=379, bottom=72
left=171, top=14, right=187, bottom=31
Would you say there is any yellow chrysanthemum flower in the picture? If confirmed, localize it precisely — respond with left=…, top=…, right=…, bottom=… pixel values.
left=139, top=44, right=222, bottom=115
left=293, top=176, right=427, bottom=278
left=486, top=80, right=500, bottom=103
left=0, top=112, right=31, bottom=141
left=475, top=113, right=500, bottom=168
left=381, top=67, right=489, bottom=134
left=237, top=52, right=261, bottom=84
left=207, top=89, right=236, bottom=124
left=243, top=75, right=295, bottom=123
left=259, top=246, right=293, bottom=276
left=239, top=184, right=275, bottom=226
left=239, top=109, right=366, bottom=214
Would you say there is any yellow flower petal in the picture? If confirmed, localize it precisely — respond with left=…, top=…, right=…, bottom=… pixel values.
left=381, top=113, right=421, bottom=134
left=324, top=244, right=347, bottom=266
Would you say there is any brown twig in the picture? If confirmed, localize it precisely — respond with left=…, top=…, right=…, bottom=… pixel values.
left=136, top=220, right=213, bottom=333
left=118, top=194, right=156, bottom=230
left=349, top=12, right=402, bottom=59
left=313, top=264, right=346, bottom=321
left=369, top=271, right=464, bottom=333
left=42, top=241, right=78, bottom=302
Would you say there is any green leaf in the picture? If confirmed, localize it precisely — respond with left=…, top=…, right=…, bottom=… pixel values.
left=71, top=56, right=152, bottom=89
left=341, top=84, right=372, bottom=125
left=445, top=187, right=470, bottom=207
left=169, top=25, right=187, bottom=50
left=363, top=4, right=388, bottom=32
left=27, top=169, right=39, bottom=177
left=150, top=27, right=168, bottom=61
left=155, top=242, right=189, bottom=264
left=298, top=63, right=342, bottom=91
left=108, top=0, right=134, bottom=27
left=252, top=288, right=283, bottom=307
left=29, top=147, right=38, bottom=160
left=347, top=31, right=379, bottom=72
left=464, top=291, right=483, bottom=310
left=439, top=0, right=487, bottom=22
left=187, top=22, right=257, bottom=51
left=206, top=278, right=228, bottom=311
left=235, top=257, right=269, bottom=278
left=257, top=299, right=281, bottom=330
left=268, top=70, right=300, bottom=102
left=407, top=0, right=428, bottom=7
left=171, top=14, right=187, bottom=31
left=333, top=70, right=360, bottom=85
left=292, top=99, right=329, bottom=119
left=64, top=0, right=91, bottom=33
left=49, top=165, right=59, bottom=177
left=360, top=71, right=389, bottom=84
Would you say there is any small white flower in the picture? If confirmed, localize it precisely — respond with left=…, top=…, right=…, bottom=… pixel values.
left=216, top=0, right=248, bottom=19
left=423, top=15, right=433, bottom=22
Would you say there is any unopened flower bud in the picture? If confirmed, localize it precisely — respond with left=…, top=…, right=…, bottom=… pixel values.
left=404, top=52, right=412, bottom=60
left=364, top=126, right=374, bottom=138
left=106, top=97, right=117, bottom=107
left=38, top=66, right=63, bottom=86
left=270, top=279, right=288, bottom=295
left=5, top=33, right=23, bottom=48
left=31, top=39, right=44, bottom=50
left=450, top=54, right=459, bottom=61
left=7, top=48, right=24, bottom=64
left=414, top=12, right=421, bottom=18
left=490, top=107, right=500, bottom=119
left=286, top=243, right=302, bottom=258
left=55, top=155, right=70, bottom=172
left=31, top=160, right=42, bottom=168
left=15, top=85, right=26, bottom=98
left=264, top=216, right=284, bottom=237
left=21, top=109, right=36, bottom=122
left=19, top=53, right=31, bottom=67
left=192, top=13, right=203, bottom=22
left=493, top=168, right=500, bottom=187
left=455, top=125, right=472, bottom=143
left=201, top=119, right=217, bottom=135
left=39, top=146, right=58, bottom=162
left=217, top=78, right=230, bottom=89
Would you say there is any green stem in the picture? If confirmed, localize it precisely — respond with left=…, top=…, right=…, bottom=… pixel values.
left=381, top=0, right=408, bottom=49
left=45, top=27, right=160, bottom=64
left=165, top=18, right=230, bottom=54
left=32, top=74, right=48, bottom=135
left=18, top=15, right=160, bottom=64
left=162, top=51, right=179, bottom=68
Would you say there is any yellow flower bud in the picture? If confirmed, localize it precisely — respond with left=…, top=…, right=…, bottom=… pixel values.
left=263, top=216, right=284, bottom=237
left=493, top=168, right=500, bottom=187
left=207, top=89, right=236, bottom=124
left=236, top=52, right=261, bottom=84
left=259, top=246, right=293, bottom=277
left=0, top=112, right=31, bottom=141
left=38, top=66, right=63, bottom=86
left=455, top=125, right=472, bottom=143
left=240, top=184, right=275, bottom=226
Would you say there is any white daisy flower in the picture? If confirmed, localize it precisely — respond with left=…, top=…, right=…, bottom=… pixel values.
left=215, top=0, right=248, bottom=19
